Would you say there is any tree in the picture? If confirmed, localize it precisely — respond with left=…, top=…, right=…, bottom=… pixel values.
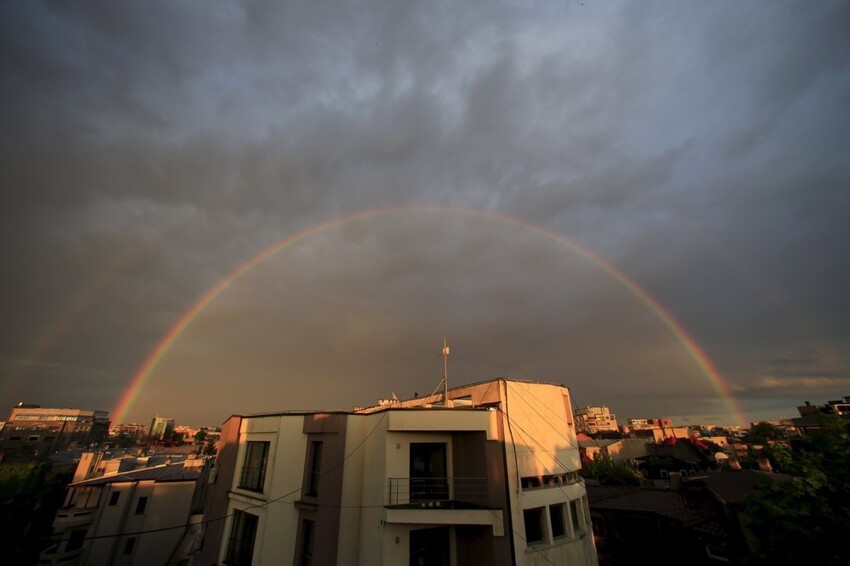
left=746, top=421, right=783, bottom=444
left=585, top=453, right=644, bottom=486
left=743, top=415, right=850, bottom=565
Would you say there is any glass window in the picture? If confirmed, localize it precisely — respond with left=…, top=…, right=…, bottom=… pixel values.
left=109, top=491, right=120, bottom=506
left=123, top=537, right=136, bottom=555
left=300, top=519, right=315, bottom=566
left=306, top=441, right=323, bottom=497
left=238, top=441, right=270, bottom=492
left=225, top=510, right=258, bottom=566
left=570, top=499, right=582, bottom=534
left=550, top=504, right=566, bottom=538
left=135, top=496, right=148, bottom=515
left=523, top=507, right=545, bottom=544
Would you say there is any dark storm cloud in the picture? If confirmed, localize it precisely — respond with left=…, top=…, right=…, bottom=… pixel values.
left=1, top=1, right=848, bottom=425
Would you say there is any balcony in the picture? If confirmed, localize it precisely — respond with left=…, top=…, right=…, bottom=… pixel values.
left=38, top=544, right=83, bottom=565
left=385, top=477, right=503, bottom=535
left=387, top=477, right=488, bottom=507
left=53, top=507, right=96, bottom=530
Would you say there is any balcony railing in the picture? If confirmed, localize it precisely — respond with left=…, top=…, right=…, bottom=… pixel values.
left=387, top=477, right=487, bottom=506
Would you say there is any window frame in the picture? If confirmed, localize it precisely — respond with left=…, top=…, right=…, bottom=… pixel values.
left=238, top=441, right=270, bottom=493
left=549, top=503, right=567, bottom=539
left=523, top=507, right=547, bottom=545
left=306, top=441, right=323, bottom=497
left=225, top=509, right=259, bottom=566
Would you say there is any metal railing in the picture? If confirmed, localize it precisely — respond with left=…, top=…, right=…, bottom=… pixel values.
left=387, top=477, right=488, bottom=506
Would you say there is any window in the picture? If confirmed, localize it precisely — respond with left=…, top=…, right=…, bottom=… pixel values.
left=135, top=496, right=148, bottom=515
left=523, top=507, right=545, bottom=544
left=549, top=504, right=566, bottom=538
left=570, top=499, right=582, bottom=534
left=238, top=441, right=270, bottom=492
left=225, top=510, right=258, bottom=566
left=66, top=530, right=86, bottom=551
left=123, top=537, right=136, bottom=555
left=109, top=491, right=120, bottom=506
left=300, top=519, right=315, bottom=566
left=306, top=441, right=323, bottom=497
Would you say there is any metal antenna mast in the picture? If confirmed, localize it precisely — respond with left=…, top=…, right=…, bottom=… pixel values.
left=442, top=338, right=452, bottom=408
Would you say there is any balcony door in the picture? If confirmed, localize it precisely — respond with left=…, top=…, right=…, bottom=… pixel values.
left=410, top=442, right=448, bottom=501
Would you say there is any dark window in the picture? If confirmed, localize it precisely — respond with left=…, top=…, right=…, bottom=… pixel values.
left=523, top=507, right=545, bottom=544
left=123, top=537, right=136, bottom=555
left=306, top=441, right=323, bottom=497
left=300, top=519, right=315, bottom=566
left=225, top=510, right=258, bottom=566
left=66, top=530, right=86, bottom=551
left=238, top=441, right=270, bottom=492
left=409, top=443, right=448, bottom=501
left=410, top=526, right=450, bottom=566
left=135, top=496, right=148, bottom=515
left=109, top=491, right=120, bottom=506
left=550, top=504, right=566, bottom=538
left=570, top=499, right=582, bottom=533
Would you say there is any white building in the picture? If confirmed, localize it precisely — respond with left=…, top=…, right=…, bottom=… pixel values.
left=198, top=378, right=597, bottom=566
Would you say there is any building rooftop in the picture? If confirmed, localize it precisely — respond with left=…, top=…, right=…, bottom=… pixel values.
left=72, top=461, right=203, bottom=487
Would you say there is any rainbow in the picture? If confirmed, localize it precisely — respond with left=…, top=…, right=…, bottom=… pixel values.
left=112, top=205, right=747, bottom=425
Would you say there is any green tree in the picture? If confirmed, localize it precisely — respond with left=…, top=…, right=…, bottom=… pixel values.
left=746, top=421, right=783, bottom=444
left=585, top=453, right=644, bottom=486
left=743, top=415, right=850, bottom=565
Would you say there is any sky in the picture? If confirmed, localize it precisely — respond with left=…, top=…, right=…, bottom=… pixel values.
left=1, top=1, right=848, bottom=428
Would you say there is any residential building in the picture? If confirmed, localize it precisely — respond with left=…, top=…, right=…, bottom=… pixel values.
left=574, top=406, right=618, bottom=434
left=39, top=457, right=209, bottom=565
left=148, top=416, right=175, bottom=440
left=791, top=396, right=850, bottom=434
left=197, top=378, right=597, bottom=566
left=0, top=404, right=109, bottom=462
left=621, top=418, right=689, bottom=442
left=109, top=423, right=148, bottom=442
left=577, top=437, right=650, bottom=465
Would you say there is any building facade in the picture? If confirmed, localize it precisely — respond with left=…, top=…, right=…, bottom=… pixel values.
left=0, top=404, right=109, bottom=462
left=574, top=406, right=618, bottom=435
left=39, top=458, right=207, bottom=565
left=149, top=416, right=176, bottom=440
left=198, top=378, right=597, bottom=566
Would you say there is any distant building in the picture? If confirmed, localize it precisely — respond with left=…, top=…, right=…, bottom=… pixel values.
left=0, top=403, right=109, bottom=462
left=148, top=416, right=175, bottom=440
left=109, top=423, right=147, bottom=442
left=575, top=406, right=619, bottom=434
left=790, top=396, right=850, bottom=434
left=39, top=456, right=209, bottom=566
left=197, top=378, right=598, bottom=566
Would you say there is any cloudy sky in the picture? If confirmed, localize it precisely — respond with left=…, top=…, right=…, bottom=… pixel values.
left=2, top=1, right=848, bottom=427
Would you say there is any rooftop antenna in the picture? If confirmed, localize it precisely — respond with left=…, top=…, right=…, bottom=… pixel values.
left=442, top=338, right=452, bottom=408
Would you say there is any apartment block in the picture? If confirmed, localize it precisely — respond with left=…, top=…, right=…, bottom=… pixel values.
left=574, top=406, right=618, bottom=434
left=0, top=404, right=109, bottom=462
left=198, top=378, right=597, bottom=566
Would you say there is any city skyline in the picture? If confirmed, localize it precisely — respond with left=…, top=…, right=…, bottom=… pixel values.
left=2, top=2, right=848, bottom=428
